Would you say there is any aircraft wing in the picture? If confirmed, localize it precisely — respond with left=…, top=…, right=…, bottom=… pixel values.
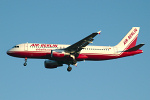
left=64, top=31, right=101, bottom=54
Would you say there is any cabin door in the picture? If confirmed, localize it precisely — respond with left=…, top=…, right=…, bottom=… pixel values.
left=24, top=43, right=28, bottom=51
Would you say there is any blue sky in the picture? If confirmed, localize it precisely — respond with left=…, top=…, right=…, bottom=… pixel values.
left=0, top=0, right=149, bottom=100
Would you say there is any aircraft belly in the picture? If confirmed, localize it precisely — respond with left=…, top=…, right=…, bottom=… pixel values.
left=82, top=53, right=119, bottom=60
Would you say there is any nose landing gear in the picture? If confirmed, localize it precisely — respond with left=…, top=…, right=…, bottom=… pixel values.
left=23, top=57, right=27, bottom=66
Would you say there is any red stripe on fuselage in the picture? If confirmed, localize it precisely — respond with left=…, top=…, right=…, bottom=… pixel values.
left=7, top=49, right=143, bottom=61
left=7, top=51, right=51, bottom=59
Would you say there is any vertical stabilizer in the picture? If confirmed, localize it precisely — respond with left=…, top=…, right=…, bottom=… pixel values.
left=115, top=27, right=140, bottom=51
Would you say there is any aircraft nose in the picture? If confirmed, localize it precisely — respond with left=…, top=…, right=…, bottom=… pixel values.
left=7, top=50, right=10, bottom=55
left=7, top=49, right=13, bottom=56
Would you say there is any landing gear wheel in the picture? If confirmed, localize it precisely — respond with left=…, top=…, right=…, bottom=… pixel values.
left=67, top=66, right=72, bottom=72
left=24, top=63, right=27, bottom=66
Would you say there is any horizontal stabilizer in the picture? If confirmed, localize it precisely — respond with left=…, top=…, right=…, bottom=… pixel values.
left=123, top=43, right=145, bottom=52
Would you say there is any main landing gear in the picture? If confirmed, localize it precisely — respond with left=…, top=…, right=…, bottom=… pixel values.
left=67, top=65, right=72, bottom=72
left=23, top=57, right=27, bottom=66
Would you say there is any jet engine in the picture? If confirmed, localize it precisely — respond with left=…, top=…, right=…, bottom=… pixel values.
left=51, top=50, right=70, bottom=58
left=44, top=60, right=63, bottom=69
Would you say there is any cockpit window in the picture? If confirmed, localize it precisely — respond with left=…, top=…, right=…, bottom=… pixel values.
left=13, top=46, right=19, bottom=48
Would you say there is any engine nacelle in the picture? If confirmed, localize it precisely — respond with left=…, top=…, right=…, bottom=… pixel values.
left=44, top=60, right=63, bottom=69
left=51, top=50, right=70, bottom=58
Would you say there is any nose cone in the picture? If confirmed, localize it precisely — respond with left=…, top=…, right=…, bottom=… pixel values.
left=7, top=50, right=11, bottom=56
left=7, top=49, right=13, bottom=56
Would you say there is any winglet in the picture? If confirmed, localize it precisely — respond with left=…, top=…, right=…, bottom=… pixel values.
left=97, top=31, right=101, bottom=34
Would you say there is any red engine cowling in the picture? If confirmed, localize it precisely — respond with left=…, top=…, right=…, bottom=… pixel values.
left=44, top=60, right=63, bottom=69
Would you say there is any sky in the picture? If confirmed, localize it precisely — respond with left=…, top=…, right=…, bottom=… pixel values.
left=0, top=0, right=150, bottom=100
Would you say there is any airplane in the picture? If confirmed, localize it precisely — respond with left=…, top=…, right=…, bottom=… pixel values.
left=7, top=27, right=144, bottom=72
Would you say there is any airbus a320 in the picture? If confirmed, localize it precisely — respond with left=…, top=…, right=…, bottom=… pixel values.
left=7, top=27, right=144, bottom=72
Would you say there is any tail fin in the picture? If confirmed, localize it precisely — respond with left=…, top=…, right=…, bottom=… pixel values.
left=115, top=27, right=140, bottom=51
